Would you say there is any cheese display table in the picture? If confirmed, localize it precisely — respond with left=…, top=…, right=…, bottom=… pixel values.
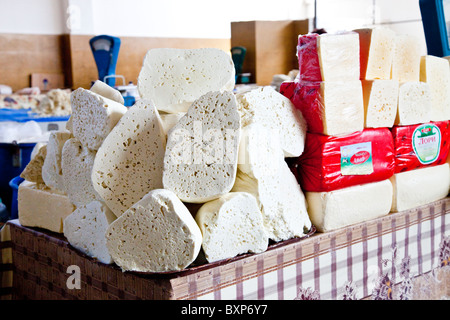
left=1, top=198, right=449, bottom=300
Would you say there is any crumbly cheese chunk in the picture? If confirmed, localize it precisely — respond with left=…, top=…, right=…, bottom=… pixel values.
left=41, top=130, right=72, bottom=192
left=395, top=81, right=432, bottom=125
left=195, top=192, right=268, bottom=263
left=138, top=48, right=235, bottom=113
left=361, top=79, right=399, bottom=128
left=306, top=180, right=393, bottom=232
left=236, top=86, right=307, bottom=157
left=390, top=163, right=450, bottom=212
left=391, top=34, right=422, bottom=82
left=92, top=99, right=166, bottom=217
left=163, top=91, right=241, bottom=203
left=420, top=55, right=450, bottom=121
left=71, top=87, right=127, bottom=151
left=105, top=189, right=202, bottom=272
left=20, top=144, right=47, bottom=187
left=63, top=200, right=117, bottom=264
left=90, top=80, right=125, bottom=105
left=18, top=181, right=75, bottom=233
left=61, top=138, right=101, bottom=208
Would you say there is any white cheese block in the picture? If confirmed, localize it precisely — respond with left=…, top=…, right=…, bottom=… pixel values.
left=90, top=80, right=125, bottom=105
left=306, top=179, right=393, bottom=232
left=61, top=138, right=101, bottom=208
left=354, top=27, right=396, bottom=80
left=92, top=99, right=166, bottom=217
left=18, top=181, right=76, bottom=233
left=195, top=192, right=268, bottom=263
left=236, top=86, right=307, bottom=157
left=63, top=200, right=117, bottom=264
left=361, top=79, right=399, bottom=128
left=159, top=112, right=185, bottom=138
left=163, top=91, right=241, bottom=203
left=105, top=189, right=202, bottom=272
left=70, top=87, right=127, bottom=151
left=41, top=130, right=72, bottom=192
left=137, top=48, right=235, bottom=114
left=420, top=55, right=450, bottom=121
left=390, top=163, right=450, bottom=212
left=395, top=81, right=432, bottom=126
left=391, top=34, right=422, bottom=82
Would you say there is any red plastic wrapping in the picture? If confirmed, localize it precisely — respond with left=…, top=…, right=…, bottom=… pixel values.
left=297, top=33, right=322, bottom=82
left=290, top=128, right=395, bottom=192
left=391, top=121, right=450, bottom=173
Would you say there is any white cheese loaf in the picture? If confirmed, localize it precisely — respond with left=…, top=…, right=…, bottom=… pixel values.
left=63, top=200, right=117, bottom=264
left=354, top=27, right=395, bottom=80
left=105, top=189, right=202, bottom=272
left=92, top=99, right=166, bottom=217
left=18, top=181, right=76, bottom=233
left=395, top=81, right=432, bottom=126
left=391, top=34, right=422, bottom=82
left=61, top=138, right=101, bottom=208
left=390, top=163, right=450, bottom=212
left=138, top=48, right=235, bottom=114
left=420, top=55, right=450, bottom=121
left=70, top=87, right=127, bottom=151
left=236, top=86, right=307, bottom=157
left=195, top=192, right=268, bottom=263
left=163, top=91, right=241, bottom=203
left=41, top=130, right=72, bottom=192
left=306, top=180, right=393, bottom=232
left=361, top=79, right=399, bottom=128
left=90, top=80, right=125, bottom=105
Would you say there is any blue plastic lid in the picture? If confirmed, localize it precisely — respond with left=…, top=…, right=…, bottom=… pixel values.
left=0, top=108, right=70, bottom=122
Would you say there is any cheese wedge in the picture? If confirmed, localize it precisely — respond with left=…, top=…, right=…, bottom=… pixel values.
left=163, top=91, right=241, bottom=203
left=391, top=34, right=422, bottom=82
left=361, top=79, right=399, bottom=128
left=70, top=87, right=127, bottom=151
left=20, top=144, right=47, bottom=187
left=92, top=99, right=166, bottom=217
left=63, top=200, right=117, bottom=264
left=138, top=48, right=235, bottom=113
left=105, top=189, right=202, bottom=272
left=306, top=179, right=393, bottom=232
left=395, top=81, right=432, bottom=126
left=195, top=192, right=268, bottom=263
left=90, top=80, right=125, bottom=105
left=18, top=181, right=76, bottom=233
left=61, top=138, right=101, bottom=208
left=390, top=163, right=450, bottom=212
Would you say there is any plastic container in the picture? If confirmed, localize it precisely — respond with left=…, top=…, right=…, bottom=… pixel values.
left=9, top=176, right=24, bottom=220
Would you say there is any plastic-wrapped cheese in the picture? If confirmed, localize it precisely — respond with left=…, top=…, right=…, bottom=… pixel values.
left=391, top=121, right=450, bottom=173
left=195, top=192, right=268, bottom=263
left=390, top=163, right=450, bottom=212
left=280, top=80, right=364, bottom=136
left=63, top=200, right=116, bottom=264
left=297, top=32, right=360, bottom=82
left=163, top=91, right=241, bottom=203
left=306, top=179, right=393, bottom=232
left=138, top=48, right=235, bottom=114
left=71, top=87, right=127, bottom=151
left=18, top=181, right=75, bottom=233
left=395, top=81, right=432, bottom=126
left=92, top=100, right=166, bottom=217
left=105, top=189, right=202, bottom=272
left=291, top=128, right=395, bottom=192
left=420, top=55, right=450, bottom=121
left=361, top=79, right=398, bottom=128
left=353, top=27, right=395, bottom=80
left=391, top=34, right=421, bottom=82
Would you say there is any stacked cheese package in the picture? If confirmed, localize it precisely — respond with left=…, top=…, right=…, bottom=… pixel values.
left=281, top=27, right=450, bottom=232
left=18, top=48, right=312, bottom=272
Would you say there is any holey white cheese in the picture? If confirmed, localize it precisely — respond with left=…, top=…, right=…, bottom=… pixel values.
left=138, top=48, right=235, bottom=114
left=105, top=189, right=202, bottom=272
left=42, top=130, right=72, bottom=192
left=163, top=91, right=241, bottom=203
left=92, top=99, right=166, bottom=217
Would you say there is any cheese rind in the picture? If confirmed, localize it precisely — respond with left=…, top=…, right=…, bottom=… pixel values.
left=195, top=192, right=268, bottom=263
left=306, top=179, right=393, bottom=232
left=63, top=200, right=117, bottom=264
left=395, top=81, right=432, bottom=126
left=390, top=163, right=450, bottom=212
left=138, top=48, right=235, bottom=113
left=18, top=181, right=76, bottom=233
left=361, top=79, right=398, bottom=128
left=391, top=34, right=421, bottom=82
left=92, top=99, right=166, bottom=216
left=105, top=189, right=202, bottom=272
